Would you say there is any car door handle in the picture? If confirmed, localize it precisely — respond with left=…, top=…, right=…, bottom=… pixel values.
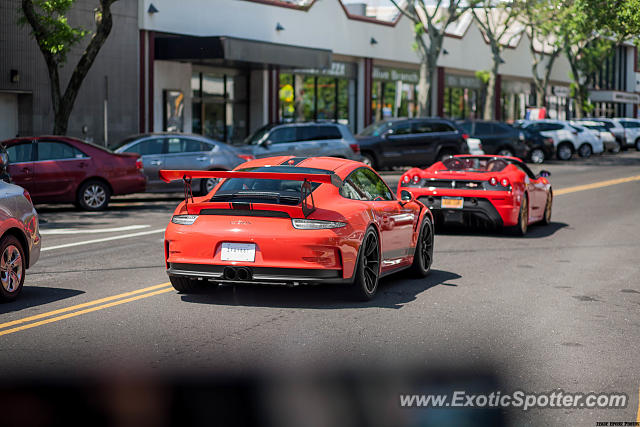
left=78, top=162, right=87, bottom=168
left=196, top=157, right=207, bottom=161
left=150, top=160, right=162, bottom=166
left=22, top=167, right=31, bottom=174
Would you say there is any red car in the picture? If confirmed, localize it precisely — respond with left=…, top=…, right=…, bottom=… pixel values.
left=1, top=136, right=146, bottom=210
left=398, top=155, right=552, bottom=235
left=161, top=156, right=434, bottom=300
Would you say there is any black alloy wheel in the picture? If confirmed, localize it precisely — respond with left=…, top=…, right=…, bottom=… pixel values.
left=351, top=228, right=380, bottom=301
left=409, top=218, right=434, bottom=277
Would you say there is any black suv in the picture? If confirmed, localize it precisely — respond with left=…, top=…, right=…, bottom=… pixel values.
left=457, top=120, right=529, bottom=159
left=355, top=118, right=469, bottom=169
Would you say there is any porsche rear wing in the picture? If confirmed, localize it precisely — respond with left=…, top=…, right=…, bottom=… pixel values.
left=159, top=169, right=343, bottom=217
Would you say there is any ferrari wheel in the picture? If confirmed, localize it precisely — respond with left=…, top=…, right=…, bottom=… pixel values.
left=541, top=193, right=552, bottom=225
left=530, top=148, right=545, bottom=164
left=409, top=218, right=434, bottom=277
left=350, top=228, right=380, bottom=301
left=510, top=196, right=528, bottom=236
left=0, top=236, right=25, bottom=302
left=170, top=276, right=209, bottom=293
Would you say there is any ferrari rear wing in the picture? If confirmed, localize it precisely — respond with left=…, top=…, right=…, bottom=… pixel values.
left=159, top=169, right=342, bottom=217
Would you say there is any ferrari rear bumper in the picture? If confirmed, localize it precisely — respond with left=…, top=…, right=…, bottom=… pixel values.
left=417, top=195, right=518, bottom=227
left=167, top=263, right=349, bottom=285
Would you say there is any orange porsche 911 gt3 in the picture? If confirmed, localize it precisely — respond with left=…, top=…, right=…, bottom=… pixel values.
left=161, top=156, right=434, bottom=300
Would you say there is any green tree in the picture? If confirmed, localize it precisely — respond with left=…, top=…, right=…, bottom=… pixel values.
left=20, top=0, right=119, bottom=135
left=471, top=2, right=521, bottom=119
left=390, top=0, right=475, bottom=116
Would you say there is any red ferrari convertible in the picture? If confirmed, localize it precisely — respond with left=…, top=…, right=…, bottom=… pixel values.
left=161, top=156, right=434, bottom=300
left=398, top=155, right=552, bottom=235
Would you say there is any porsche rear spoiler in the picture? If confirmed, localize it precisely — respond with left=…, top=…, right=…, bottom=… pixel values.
left=159, top=169, right=343, bottom=217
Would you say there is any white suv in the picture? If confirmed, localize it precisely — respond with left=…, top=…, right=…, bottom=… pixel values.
left=516, top=120, right=603, bottom=160
left=613, top=118, right=640, bottom=150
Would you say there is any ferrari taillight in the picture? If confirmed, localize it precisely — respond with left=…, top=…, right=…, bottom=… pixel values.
left=412, top=175, right=421, bottom=184
left=489, top=177, right=498, bottom=186
left=402, top=175, right=410, bottom=184
left=500, top=178, right=510, bottom=187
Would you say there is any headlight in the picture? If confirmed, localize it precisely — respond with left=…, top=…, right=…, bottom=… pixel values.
left=292, top=219, right=346, bottom=229
left=171, top=215, right=198, bottom=225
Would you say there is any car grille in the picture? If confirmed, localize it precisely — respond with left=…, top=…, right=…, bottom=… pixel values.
left=421, top=179, right=484, bottom=189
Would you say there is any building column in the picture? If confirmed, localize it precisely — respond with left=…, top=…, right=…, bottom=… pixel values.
left=267, top=66, right=280, bottom=124
left=148, top=31, right=155, bottom=132
left=363, top=58, right=373, bottom=127
left=139, top=30, right=146, bottom=133
left=494, top=74, right=502, bottom=120
left=436, top=67, right=445, bottom=117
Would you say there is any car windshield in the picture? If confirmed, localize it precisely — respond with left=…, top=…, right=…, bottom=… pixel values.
left=212, top=166, right=332, bottom=205
left=359, top=121, right=394, bottom=137
left=243, top=125, right=274, bottom=145
left=442, top=157, right=509, bottom=173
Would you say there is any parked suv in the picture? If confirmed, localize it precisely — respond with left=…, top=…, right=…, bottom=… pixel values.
left=457, top=120, right=529, bottom=159
left=239, top=123, right=361, bottom=161
left=614, top=118, right=640, bottom=150
left=579, top=118, right=625, bottom=151
left=355, top=118, right=468, bottom=169
left=515, top=120, right=603, bottom=160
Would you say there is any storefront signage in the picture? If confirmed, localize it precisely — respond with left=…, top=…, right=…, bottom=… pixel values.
left=590, top=90, right=640, bottom=104
left=502, top=79, right=531, bottom=95
left=553, top=86, right=570, bottom=97
left=373, top=67, right=419, bottom=83
left=293, top=61, right=356, bottom=79
left=445, top=74, right=482, bottom=89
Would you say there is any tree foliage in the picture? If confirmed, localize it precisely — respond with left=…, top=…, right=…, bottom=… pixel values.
left=20, top=0, right=119, bottom=135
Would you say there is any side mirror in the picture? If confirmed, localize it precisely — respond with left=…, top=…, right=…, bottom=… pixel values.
left=539, top=170, right=551, bottom=178
left=400, top=189, right=414, bottom=205
left=0, top=149, right=8, bottom=168
left=382, top=129, right=394, bottom=139
left=261, top=139, right=272, bottom=148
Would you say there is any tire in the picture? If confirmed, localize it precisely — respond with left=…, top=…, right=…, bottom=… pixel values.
left=170, top=276, right=209, bottom=293
left=199, top=177, right=220, bottom=195
left=0, top=235, right=26, bottom=302
left=530, top=148, right=545, bottom=164
left=556, top=143, right=573, bottom=161
left=349, top=228, right=380, bottom=301
left=610, top=141, right=621, bottom=153
left=509, top=196, right=528, bottom=236
left=77, top=180, right=111, bottom=211
left=635, top=138, right=640, bottom=151
left=497, top=148, right=514, bottom=157
left=541, top=192, right=552, bottom=225
left=578, top=143, right=593, bottom=158
left=409, top=217, right=434, bottom=278
left=361, top=152, right=377, bottom=169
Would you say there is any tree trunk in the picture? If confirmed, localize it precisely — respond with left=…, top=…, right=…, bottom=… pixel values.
left=417, top=61, right=431, bottom=116
left=535, top=87, right=545, bottom=107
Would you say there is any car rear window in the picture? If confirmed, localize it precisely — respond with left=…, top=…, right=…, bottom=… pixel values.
left=211, top=166, right=332, bottom=205
left=442, top=157, right=509, bottom=172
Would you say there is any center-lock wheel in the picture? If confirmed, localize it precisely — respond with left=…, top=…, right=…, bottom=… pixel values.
left=409, top=217, right=434, bottom=277
left=350, top=228, right=380, bottom=301
left=511, top=196, right=529, bottom=236
left=541, top=193, right=552, bottom=225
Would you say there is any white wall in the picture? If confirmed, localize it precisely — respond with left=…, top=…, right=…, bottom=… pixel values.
left=0, top=93, right=18, bottom=140
left=154, top=60, right=192, bottom=132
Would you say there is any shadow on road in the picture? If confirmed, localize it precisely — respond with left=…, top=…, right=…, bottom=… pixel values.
left=0, top=286, right=84, bottom=315
left=179, top=269, right=461, bottom=309
left=435, top=221, right=568, bottom=239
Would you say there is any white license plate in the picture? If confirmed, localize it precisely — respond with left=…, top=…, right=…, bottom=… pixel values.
left=220, top=243, right=256, bottom=262
left=441, top=197, right=464, bottom=209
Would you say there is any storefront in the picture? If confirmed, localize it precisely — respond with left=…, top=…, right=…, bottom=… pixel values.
left=371, top=66, right=419, bottom=122
left=443, top=73, right=484, bottom=120
left=500, top=79, right=530, bottom=122
left=278, top=61, right=357, bottom=131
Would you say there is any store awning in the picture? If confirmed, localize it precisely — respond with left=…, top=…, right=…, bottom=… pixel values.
left=154, top=35, right=332, bottom=69
left=589, top=90, right=640, bottom=104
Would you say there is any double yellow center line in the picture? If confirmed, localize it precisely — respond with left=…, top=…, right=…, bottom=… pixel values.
left=0, top=283, right=173, bottom=337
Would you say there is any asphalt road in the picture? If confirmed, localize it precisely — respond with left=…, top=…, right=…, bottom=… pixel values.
left=1, top=152, right=640, bottom=426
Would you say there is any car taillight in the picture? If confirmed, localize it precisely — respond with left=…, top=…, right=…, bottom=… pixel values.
left=461, top=133, right=469, bottom=140
left=402, top=175, right=410, bottom=184
left=135, top=158, right=143, bottom=170
left=349, top=143, right=360, bottom=154
left=23, top=189, right=32, bottom=204
left=237, top=154, right=255, bottom=162
left=412, top=175, right=421, bottom=184
left=500, top=178, right=510, bottom=187
left=545, top=137, right=553, bottom=144
left=489, top=177, right=498, bottom=186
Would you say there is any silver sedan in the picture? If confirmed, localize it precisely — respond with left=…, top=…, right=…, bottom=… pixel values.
left=114, top=134, right=250, bottom=194
left=0, top=181, right=41, bottom=302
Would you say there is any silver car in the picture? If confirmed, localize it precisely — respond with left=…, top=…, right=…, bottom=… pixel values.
left=239, top=123, right=362, bottom=161
left=114, top=134, right=249, bottom=194
left=0, top=181, right=41, bottom=302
